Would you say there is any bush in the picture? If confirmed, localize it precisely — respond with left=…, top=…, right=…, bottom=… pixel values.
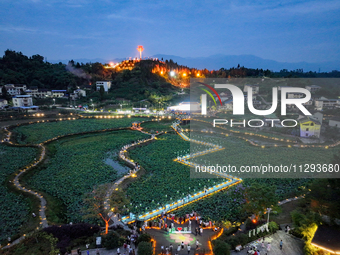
left=136, top=233, right=152, bottom=245
left=268, top=222, right=279, bottom=232
left=102, top=232, right=125, bottom=249
left=43, top=223, right=101, bottom=254
left=137, top=241, right=153, bottom=255
left=212, top=240, right=231, bottom=255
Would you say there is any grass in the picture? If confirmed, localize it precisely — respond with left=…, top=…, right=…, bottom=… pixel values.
left=23, top=130, right=149, bottom=224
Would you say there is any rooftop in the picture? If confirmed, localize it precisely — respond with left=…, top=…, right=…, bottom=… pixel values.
left=299, top=117, right=321, bottom=125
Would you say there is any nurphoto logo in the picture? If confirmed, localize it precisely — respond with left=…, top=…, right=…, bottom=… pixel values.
left=198, top=81, right=312, bottom=128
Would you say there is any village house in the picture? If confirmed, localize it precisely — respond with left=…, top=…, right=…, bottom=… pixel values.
left=96, top=81, right=111, bottom=92
left=306, top=85, right=321, bottom=93
left=26, top=87, right=52, bottom=98
left=329, top=119, right=340, bottom=128
left=3, top=84, right=27, bottom=96
left=0, top=99, right=8, bottom=109
left=12, top=95, right=39, bottom=111
left=243, top=84, right=259, bottom=94
left=299, top=117, right=321, bottom=138
left=314, top=97, right=340, bottom=111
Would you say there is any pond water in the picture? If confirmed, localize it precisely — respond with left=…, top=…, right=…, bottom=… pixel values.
left=104, top=153, right=131, bottom=175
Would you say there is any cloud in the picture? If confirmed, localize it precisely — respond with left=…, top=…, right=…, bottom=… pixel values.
left=0, top=25, right=99, bottom=39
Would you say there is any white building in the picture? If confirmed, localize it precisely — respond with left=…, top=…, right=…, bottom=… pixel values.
left=0, top=99, right=8, bottom=109
left=328, top=119, right=340, bottom=128
left=26, top=88, right=52, bottom=98
left=74, top=89, right=86, bottom=97
left=314, top=97, right=340, bottom=111
left=287, top=92, right=305, bottom=99
left=96, top=81, right=111, bottom=92
left=306, top=85, right=321, bottom=93
left=243, top=84, right=259, bottom=94
left=329, top=119, right=340, bottom=128
left=312, top=112, right=323, bottom=125
left=12, top=95, right=38, bottom=111
left=167, top=102, right=200, bottom=112
left=4, top=84, right=27, bottom=96
left=51, top=90, right=67, bottom=97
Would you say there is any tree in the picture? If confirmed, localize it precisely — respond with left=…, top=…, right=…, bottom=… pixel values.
left=99, top=85, right=105, bottom=101
left=83, top=184, right=112, bottom=234
left=243, top=184, right=277, bottom=219
left=137, top=241, right=153, bottom=255
left=212, top=240, right=231, bottom=255
left=1, top=86, right=10, bottom=100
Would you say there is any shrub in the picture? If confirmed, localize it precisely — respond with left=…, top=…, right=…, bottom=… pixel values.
left=268, top=222, right=279, bottom=232
left=102, top=232, right=125, bottom=249
left=212, top=240, right=231, bottom=255
left=137, top=241, right=153, bottom=255
left=136, top=233, right=152, bottom=245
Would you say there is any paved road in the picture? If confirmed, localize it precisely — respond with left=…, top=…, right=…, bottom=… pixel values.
left=231, top=230, right=304, bottom=255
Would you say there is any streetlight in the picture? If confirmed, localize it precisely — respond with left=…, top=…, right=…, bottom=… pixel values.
left=266, top=208, right=272, bottom=224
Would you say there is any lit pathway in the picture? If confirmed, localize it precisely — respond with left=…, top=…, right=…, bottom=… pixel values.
left=230, top=230, right=304, bottom=255
left=2, top=127, right=49, bottom=229
left=119, top=120, right=242, bottom=224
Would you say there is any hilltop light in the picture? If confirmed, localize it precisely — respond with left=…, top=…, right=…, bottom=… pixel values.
left=137, top=45, right=144, bottom=59
left=110, top=62, right=114, bottom=66
left=183, top=73, right=186, bottom=76
left=161, top=71, right=163, bottom=74
left=197, top=73, right=200, bottom=77
left=170, top=71, right=175, bottom=77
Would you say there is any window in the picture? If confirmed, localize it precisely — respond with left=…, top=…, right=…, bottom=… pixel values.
left=306, top=133, right=309, bottom=137
left=306, top=128, right=309, bottom=131
left=311, top=123, right=314, bottom=126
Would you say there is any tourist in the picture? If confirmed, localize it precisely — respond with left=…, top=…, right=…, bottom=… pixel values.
left=165, top=246, right=169, bottom=255
left=77, top=247, right=81, bottom=255
left=181, top=242, right=185, bottom=250
left=169, top=243, right=173, bottom=254
left=177, top=244, right=181, bottom=253
left=96, top=248, right=100, bottom=255
left=200, top=227, right=203, bottom=236
left=117, top=247, right=121, bottom=255
left=132, top=249, right=135, bottom=255
left=187, top=244, right=191, bottom=254
left=267, top=243, right=271, bottom=253
left=161, top=245, right=164, bottom=254
left=124, top=242, right=127, bottom=251
left=196, top=240, right=200, bottom=249
left=280, top=240, right=283, bottom=250
left=195, top=228, right=198, bottom=236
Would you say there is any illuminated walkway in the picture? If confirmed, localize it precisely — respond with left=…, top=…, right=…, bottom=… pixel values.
left=120, top=121, right=242, bottom=224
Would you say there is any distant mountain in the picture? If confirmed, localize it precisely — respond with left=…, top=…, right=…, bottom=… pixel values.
left=50, top=54, right=340, bottom=72
left=152, top=54, right=340, bottom=72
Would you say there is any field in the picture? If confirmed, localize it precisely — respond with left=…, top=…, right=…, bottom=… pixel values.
left=3, top=117, right=339, bottom=242
left=173, top=178, right=310, bottom=222
left=12, top=117, right=149, bottom=144
left=126, top=133, right=226, bottom=215
left=0, top=144, right=38, bottom=242
left=189, top=132, right=337, bottom=178
left=25, top=130, right=149, bottom=223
